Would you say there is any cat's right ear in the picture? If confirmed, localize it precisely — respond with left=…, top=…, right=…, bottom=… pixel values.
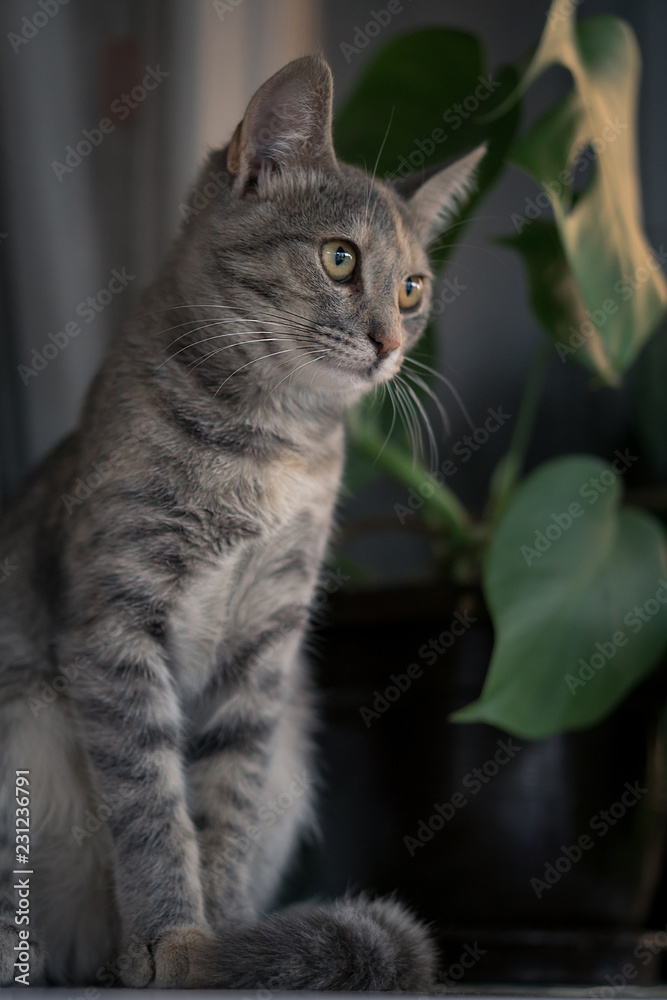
left=227, top=55, right=336, bottom=195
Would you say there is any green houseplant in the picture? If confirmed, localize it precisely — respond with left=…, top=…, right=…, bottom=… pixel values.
left=333, top=0, right=667, bottom=742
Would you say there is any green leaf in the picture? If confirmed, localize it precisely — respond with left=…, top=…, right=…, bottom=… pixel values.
left=499, top=221, right=619, bottom=384
left=453, top=455, right=667, bottom=739
left=508, top=5, right=667, bottom=378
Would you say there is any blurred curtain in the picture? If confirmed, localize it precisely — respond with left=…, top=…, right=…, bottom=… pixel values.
left=0, top=0, right=322, bottom=499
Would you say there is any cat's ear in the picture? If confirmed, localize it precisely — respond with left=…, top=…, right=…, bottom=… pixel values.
left=395, top=144, right=487, bottom=243
left=227, top=55, right=336, bottom=192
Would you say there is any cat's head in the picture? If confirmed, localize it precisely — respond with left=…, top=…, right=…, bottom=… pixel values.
left=178, top=56, right=484, bottom=403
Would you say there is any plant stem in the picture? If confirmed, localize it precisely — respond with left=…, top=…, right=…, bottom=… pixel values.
left=490, top=343, right=553, bottom=524
left=347, top=415, right=475, bottom=546
left=490, top=342, right=551, bottom=522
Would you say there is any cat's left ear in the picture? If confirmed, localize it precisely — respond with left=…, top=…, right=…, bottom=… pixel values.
left=395, top=144, right=487, bottom=243
left=227, top=55, right=336, bottom=192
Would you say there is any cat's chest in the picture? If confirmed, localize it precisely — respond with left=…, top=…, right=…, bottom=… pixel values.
left=169, top=447, right=342, bottom=698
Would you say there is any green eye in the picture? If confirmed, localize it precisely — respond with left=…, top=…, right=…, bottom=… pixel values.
left=399, top=275, right=423, bottom=310
left=321, top=240, right=357, bottom=281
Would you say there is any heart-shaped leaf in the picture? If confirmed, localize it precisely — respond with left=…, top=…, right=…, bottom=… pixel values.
left=453, top=455, right=667, bottom=738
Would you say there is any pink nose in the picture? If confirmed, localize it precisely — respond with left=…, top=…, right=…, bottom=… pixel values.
left=369, top=328, right=401, bottom=359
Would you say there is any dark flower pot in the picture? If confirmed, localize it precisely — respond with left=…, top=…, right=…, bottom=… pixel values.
left=298, top=584, right=667, bottom=985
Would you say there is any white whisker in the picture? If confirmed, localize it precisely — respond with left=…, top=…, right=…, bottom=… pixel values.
left=185, top=338, right=294, bottom=374
left=365, top=108, right=394, bottom=230
left=165, top=315, right=310, bottom=346
left=396, top=374, right=438, bottom=471
left=163, top=317, right=317, bottom=353
left=404, top=356, right=475, bottom=430
left=392, top=378, right=420, bottom=461
left=264, top=350, right=331, bottom=402
left=374, top=381, right=398, bottom=466
left=401, top=368, right=450, bottom=436
left=214, top=348, right=305, bottom=396
left=155, top=335, right=291, bottom=372
left=136, top=303, right=245, bottom=323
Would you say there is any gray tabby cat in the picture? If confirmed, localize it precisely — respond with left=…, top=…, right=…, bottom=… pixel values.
left=0, top=56, right=483, bottom=990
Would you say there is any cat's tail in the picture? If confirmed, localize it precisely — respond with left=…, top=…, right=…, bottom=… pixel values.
left=193, top=895, right=437, bottom=991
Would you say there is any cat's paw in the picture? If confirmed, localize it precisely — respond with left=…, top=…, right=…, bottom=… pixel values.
left=120, top=924, right=216, bottom=988
left=0, top=920, right=45, bottom=986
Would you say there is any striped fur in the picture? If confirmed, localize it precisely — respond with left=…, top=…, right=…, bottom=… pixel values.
left=0, top=56, right=483, bottom=988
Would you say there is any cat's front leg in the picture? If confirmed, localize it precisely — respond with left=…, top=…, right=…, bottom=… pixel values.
left=186, top=630, right=305, bottom=928
left=64, top=625, right=214, bottom=987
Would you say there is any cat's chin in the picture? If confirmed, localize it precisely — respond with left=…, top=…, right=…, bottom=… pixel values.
left=370, top=354, right=404, bottom=385
left=301, top=353, right=403, bottom=393
left=363, top=353, right=405, bottom=388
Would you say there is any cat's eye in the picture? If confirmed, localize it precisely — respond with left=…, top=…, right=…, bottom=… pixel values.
left=321, top=240, right=357, bottom=281
left=399, top=276, right=424, bottom=311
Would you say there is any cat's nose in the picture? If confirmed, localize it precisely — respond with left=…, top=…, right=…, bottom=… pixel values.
left=368, top=327, right=401, bottom=358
